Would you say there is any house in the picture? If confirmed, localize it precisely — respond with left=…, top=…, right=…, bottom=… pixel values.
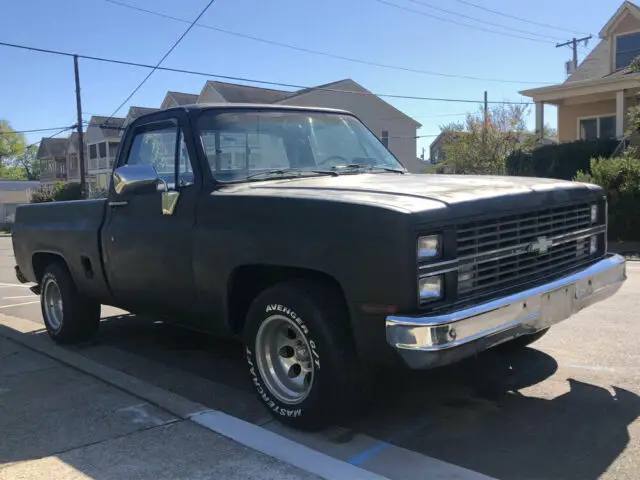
left=84, top=116, right=125, bottom=192
left=521, top=1, right=640, bottom=142
left=37, top=138, right=69, bottom=187
left=0, top=180, right=40, bottom=227
left=190, top=79, right=422, bottom=171
left=428, top=130, right=466, bottom=164
left=160, top=91, right=199, bottom=109
left=122, top=106, right=160, bottom=129
left=65, top=132, right=81, bottom=184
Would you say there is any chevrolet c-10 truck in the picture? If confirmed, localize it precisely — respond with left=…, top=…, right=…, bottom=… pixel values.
left=12, top=104, right=626, bottom=430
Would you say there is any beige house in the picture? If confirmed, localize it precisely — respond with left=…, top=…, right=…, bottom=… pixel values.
left=521, top=1, right=640, bottom=143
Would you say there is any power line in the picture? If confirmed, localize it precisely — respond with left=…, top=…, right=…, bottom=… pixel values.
left=102, top=0, right=552, bottom=85
left=372, top=0, right=555, bottom=44
left=0, top=125, right=76, bottom=135
left=450, top=0, right=593, bottom=36
left=402, top=0, right=563, bottom=41
left=105, top=0, right=217, bottom=121
left=0, top=40, right=533, bottom=105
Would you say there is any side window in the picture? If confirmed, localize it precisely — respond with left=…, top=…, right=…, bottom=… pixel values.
left=125, top=125, right=177, bottom=184
left=123, top=122, right=195, bottom=188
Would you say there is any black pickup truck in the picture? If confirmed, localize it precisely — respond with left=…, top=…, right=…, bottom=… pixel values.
left=12, top=104, right=626, bottom=430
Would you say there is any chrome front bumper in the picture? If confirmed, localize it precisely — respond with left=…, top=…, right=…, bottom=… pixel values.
left=386, top=254, right=627, bottom=369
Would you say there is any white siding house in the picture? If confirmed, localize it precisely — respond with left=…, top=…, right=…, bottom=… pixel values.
left=84, top=116, right=125, bottom=192
left=185, top=78, right=423, bottom=172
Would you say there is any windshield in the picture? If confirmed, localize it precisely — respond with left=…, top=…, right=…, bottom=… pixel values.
left=197, top=110, right=404, bottom=182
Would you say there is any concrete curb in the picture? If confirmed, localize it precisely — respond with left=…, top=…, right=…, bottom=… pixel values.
left=0, top=313, right=390, bottom=480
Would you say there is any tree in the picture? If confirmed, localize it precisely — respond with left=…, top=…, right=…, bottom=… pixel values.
left=440, top=104, right=533, bottom=174
left=13, top=144, right=40, bottom=180
left=0, top=120, right=27, bottom=166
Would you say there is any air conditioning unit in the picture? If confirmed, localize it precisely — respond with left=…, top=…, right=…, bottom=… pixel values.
left=565, top=60, right=576, bottom=76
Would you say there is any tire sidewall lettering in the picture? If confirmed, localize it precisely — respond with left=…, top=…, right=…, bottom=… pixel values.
left=246, top=346, right=303, bottom=418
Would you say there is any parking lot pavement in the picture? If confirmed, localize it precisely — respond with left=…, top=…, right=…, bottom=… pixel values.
left=1, top=234, right=638, bottom=480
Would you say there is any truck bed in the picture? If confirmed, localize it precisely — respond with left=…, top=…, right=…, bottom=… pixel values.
left=12, top=199, right=113, bottom=302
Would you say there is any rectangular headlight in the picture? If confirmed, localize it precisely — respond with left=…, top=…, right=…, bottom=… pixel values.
left=419, top=275, right=442, bottom=303
left=591, top=204, right=598, bottom=223
left=418, top=235, right=441, bottom=260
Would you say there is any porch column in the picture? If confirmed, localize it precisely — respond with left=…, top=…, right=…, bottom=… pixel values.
left=535, top=101, right=544, bottom=140
left=616, top=90, right=625, bottom=138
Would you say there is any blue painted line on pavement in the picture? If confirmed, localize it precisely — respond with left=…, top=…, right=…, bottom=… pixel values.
left=348, top=441, right=392, bottom=465
left=347, top=414, right=435, bottom=466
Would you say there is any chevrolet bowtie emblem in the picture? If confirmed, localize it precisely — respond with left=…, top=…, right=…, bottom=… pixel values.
left=528, top=236, right=553, bottom=255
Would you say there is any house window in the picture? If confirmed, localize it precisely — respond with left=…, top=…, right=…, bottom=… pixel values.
left=616, top=32, right=640, bottom=69
left=89, top=144, right=97, bottom=159
left=108, top=141, right=120, bottom=159
left=98, top=142, right=107, bottom=158
left=381, top=130, right=389, bottom=148
left=579, top=116, right=616, bottom=140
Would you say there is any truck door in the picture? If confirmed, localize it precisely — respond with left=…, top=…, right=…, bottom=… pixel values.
left=101, top=113, right=201, bottom=319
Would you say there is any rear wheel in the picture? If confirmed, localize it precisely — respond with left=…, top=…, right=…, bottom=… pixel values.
left=41, top=262, right=101, bottom=344
left=243, top=280, right=365, bottom=431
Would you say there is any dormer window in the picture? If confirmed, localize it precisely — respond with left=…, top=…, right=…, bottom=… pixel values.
left=615, top=31, right=640, bottom=69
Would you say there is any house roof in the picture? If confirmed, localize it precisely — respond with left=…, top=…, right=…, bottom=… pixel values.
left=65, top=132, right=79, bottom=154
left=520, top=2, right=640, bottom=99
left=87, top=116, right=125, bottom=138
left=167, top=91, right=199, bottom=105
left=277, top=79, right=351, bottom=102
left=600, top=1, right=640, bottom=38
left=205, top=81, right=293, bottom=104
left=127, top=107, right=159, bottom=119
left=36, top=138, right=68, bottom=158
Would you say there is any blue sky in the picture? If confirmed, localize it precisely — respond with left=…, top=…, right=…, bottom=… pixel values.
left=0, top=0, right=625, bottom=156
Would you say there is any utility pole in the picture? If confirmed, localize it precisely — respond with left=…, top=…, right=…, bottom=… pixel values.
left=556, top=36, right=592, bottom=71
left=73, top=55, right=86, bottom=198
left=483, top=91, right=488, bottom=156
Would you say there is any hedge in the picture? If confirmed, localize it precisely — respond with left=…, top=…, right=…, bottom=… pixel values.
left=507, top=138, right=620, bottom=180
left=575, top=156, right=640, bottom=241
left=30, top=182, right=82, bottom=203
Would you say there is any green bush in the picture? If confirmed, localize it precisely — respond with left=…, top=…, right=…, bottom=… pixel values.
left=30, top=182, right=83, bottom=203
left=575, top=155, right=640, bottom=241
left=507, top=138, right=620, bottom=180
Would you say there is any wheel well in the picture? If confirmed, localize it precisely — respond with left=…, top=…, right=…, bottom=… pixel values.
left=227, top=265, right=348, bottom=334
left=32, top=252, right=67, bottom=283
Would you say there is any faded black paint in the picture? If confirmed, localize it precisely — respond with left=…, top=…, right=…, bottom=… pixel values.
left=11, top=104, right=604, bottom=366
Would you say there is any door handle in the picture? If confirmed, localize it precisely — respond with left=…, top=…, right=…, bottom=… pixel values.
left=108, top=201, right=128, bottom=208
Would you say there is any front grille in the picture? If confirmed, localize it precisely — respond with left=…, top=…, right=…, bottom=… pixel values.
left=457, top=202, right=597, bottom=299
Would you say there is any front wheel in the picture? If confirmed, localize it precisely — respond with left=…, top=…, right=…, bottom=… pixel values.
left=41, top=262, right=101, bottom=344
left=243, top=280, right=365, bottom=431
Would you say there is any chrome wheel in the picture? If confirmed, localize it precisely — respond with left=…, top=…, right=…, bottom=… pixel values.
left=255, top=315, right=315, bottom=405
left=43, top=278, right=63, bottom=331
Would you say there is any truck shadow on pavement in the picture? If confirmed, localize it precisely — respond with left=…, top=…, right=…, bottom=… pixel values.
left=353, top=347, right=640, bottom=480
left=33, top=314, right=640, bottom=480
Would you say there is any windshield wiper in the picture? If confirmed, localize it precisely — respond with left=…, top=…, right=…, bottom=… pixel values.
left=244, top=168, right=339, bottom=182
left=333, top=163, right=405, bottom=174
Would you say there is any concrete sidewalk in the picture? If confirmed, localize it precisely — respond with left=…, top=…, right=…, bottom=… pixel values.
left=0, top=336, right=319, bottom=480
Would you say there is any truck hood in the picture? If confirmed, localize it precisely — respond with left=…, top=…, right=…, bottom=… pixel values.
left=241, top=173, right=601, bottom=215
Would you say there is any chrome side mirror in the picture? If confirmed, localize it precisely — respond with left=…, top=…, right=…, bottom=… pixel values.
left=112, top=164, right=181, bottom=216
left=112, top=164, right=159, bottom=195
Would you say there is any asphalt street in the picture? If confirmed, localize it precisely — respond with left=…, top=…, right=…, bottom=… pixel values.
left=0, top=234, right=638, bottom=480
